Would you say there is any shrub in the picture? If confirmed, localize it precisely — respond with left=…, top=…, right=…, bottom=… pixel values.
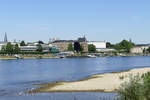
left=142, top=72, right=150, bottom=99
left=117, top=72, right=150, bottom=100
left=117, top=74, right=144, bottom=100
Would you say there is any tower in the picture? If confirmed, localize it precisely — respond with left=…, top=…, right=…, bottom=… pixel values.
left=4, top=33, right=8, bottom=43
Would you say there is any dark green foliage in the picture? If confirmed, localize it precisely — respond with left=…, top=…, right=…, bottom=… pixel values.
left=37, top=44, right=43, bottom=52
left=147, top=47, right=150, bottom=53
left=0, top=51, right=7, bottom=54
left=67, top=43, right=74, bottom=51
left=1, top=46, right=5, bottom=51
left=14, top=44, right=20, bottom=54
left=80, top=44, right=84, bottom=52
left=38, top=40, right=44, bottom=44
left=74, top=41, right=81, bottom=53
left=106, top=42, right=114, bottom=48
left=20, top=41, right=26, bottom=46
left=114, top=40, right=135, bottom=52
left=2, top=43, right=20, bottom=54
left=5, top=42, right=14, bottom=54
left=88, top=44, right=96, bottom=53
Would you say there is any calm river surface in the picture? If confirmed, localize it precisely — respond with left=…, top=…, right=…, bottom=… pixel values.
left=0, top=56, right=150, bottom=100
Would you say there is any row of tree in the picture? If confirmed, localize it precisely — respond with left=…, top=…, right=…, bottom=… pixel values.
left=1, top=42, right=20, bottom=54
left=1, top=41, right=44, bottom=54
left=106, top=40, right=135, bottom=53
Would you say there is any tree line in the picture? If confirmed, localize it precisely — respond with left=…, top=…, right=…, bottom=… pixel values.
left=106, top=40, right=135, bottom=53
left=0, top=41, right=48, bottom=54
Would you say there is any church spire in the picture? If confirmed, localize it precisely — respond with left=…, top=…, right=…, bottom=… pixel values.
left=4, top=33, right=8, bottom=43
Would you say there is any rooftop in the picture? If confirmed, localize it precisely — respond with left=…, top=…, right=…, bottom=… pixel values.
left=136, top=44, right=150, bottom=47
left=52, top=40, right=75, bottom=43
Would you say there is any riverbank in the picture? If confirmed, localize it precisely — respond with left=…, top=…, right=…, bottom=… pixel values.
left=28, top=67, right=150, bottom=94
left=1, top=54, right=150, bottom=60
left=0, top=55, right=60, bottom=60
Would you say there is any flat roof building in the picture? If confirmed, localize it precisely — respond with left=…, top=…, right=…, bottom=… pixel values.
left=88, top=41, right=106, bottom=51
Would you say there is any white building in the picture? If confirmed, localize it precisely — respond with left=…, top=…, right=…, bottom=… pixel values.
left=19, top=46, right=38, bottom=51
left=88, top=41, right=106, bottom=51
left=19, top=44, right=51, bottom=52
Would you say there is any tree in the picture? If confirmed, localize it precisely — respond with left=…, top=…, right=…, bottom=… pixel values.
left=20, top=41, right=26, bottom=46
left=106, top=42, right=115, bottom=48
left=14, top=44, right=20, bottom=54
left=5, top=42, right=14, bottom=54
left=38, top=40, right=44, bottom=44
left=74, top=41, right=81, bottom=53
left=88, top=44, right=96, bottom=53
left=118, top=72, right=150, bottom=100
left=80, top=44, right=84, bottom=52
left=67, top=43, right=74, bottom=51
left=118, top=75, right=143, bottom=100
left=147, top=47, right=150, bottom=53
left=37, top=44, right=43, bottom=52
left=114, top=40, right=135, bottom=52
left=1, top=46, right=6, bottom=51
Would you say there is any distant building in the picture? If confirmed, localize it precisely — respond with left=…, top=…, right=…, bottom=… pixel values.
left=130, top=44, right=150, bottom=53
left=77, top=36, right=88, bottom=52
left=88, top=41, right=106, bottom=51
left=4, top=33, right=8, bottom=43
left=0, top=33, right=8, bottom=50
left=19, top=44, right=51, bottom=52
left=41, top=44, right=51, bottom=52
left=19, top=46, right=38, bottom=51
left=51, top=36, right=88, bottom=52
left=49, top=37, right=60, bottom=43
left=51, top=40, right=75, bottom=52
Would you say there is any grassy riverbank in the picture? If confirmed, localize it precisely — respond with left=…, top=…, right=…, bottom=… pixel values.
left=1, top=53, right=150, bottom=60
left=0, top=55, right=59, bottom=60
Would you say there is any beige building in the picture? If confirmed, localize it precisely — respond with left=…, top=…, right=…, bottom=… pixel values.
left=130, top=45, right=149, bottom=53
left=51, top=37, right=88, bottom=52
left=51, top=40, right=74, bottom=52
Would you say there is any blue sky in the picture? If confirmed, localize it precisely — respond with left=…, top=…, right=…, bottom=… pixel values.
left=0, top=0, right=150, bottom=44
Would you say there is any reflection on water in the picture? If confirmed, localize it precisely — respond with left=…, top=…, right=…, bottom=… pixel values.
left=0, top=56, right=150, bottom=99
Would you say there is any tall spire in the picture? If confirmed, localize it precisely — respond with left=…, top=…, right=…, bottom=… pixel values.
left=4, top=33, right=8, bottom=43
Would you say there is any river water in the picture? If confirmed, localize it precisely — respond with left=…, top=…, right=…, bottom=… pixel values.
left=0, top=56, right=150, bottom=100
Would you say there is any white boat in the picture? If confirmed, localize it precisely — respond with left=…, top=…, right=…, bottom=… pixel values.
left=87, top=55, right=97, bottom=58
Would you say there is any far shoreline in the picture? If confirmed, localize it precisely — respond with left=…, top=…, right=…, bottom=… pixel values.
left=0, top=54, right=150, bottom=60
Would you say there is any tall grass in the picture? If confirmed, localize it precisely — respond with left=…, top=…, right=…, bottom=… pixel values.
left=117, top=72, right=150, bottom=100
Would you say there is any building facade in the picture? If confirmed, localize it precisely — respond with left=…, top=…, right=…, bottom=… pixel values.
left=88, top=41, right=106, bottom=51
left=51, top=37, right=88, bottom=52
left=51, top=40, right=74, bottom=52
left=130, top=44, right=149, bottom=53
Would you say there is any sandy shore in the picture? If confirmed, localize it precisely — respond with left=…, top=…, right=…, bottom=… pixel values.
left=28, top=67, right=150, bottom=94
